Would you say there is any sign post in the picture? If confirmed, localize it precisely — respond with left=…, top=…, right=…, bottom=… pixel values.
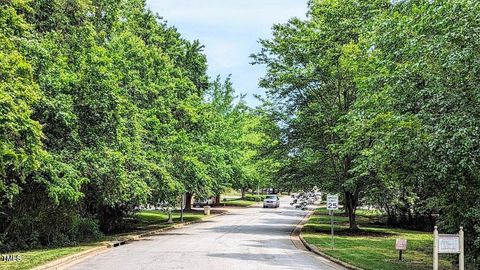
left=434, top=227, right=438, bottom=270
left=459, top=227, right=464, bottom=270
left=395, top=239, right=407, bottom=260
left=433, top=226, right=464, bottom=270
left=326, top=194, right=339, bottom=249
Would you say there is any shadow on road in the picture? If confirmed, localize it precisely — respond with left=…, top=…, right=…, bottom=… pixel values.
left=207, top=252, right=321, bottom=270
left=199, top=224, right=294, bottom=236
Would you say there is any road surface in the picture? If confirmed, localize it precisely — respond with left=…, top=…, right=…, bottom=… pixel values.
left=69, top=197, right=344, bottom=270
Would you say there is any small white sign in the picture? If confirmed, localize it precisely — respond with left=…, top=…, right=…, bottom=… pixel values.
left=438, top=235, right=460, bottom=254
left=395, top=239, right=407, bottom=250
left=327, top=194, right=339, bottom=210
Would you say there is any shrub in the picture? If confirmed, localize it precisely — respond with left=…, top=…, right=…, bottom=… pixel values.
left=245, top=194, right=266, bottom=202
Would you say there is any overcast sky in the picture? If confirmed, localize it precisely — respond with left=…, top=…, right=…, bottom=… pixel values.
left=145, top=0, right=308, bottom=107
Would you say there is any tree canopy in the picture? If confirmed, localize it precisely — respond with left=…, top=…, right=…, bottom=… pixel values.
left=0, top=0, right=271, bottom=251
left=253, top=0, right=480, bottom=267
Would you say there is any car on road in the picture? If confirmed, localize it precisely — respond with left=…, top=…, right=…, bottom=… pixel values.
left=263, top=195, right=280, bottom=208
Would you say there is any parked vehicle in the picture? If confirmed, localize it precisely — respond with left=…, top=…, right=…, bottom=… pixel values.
left=193, top=198, right=214, bottom=208
left=263, top=195, right=280, bottom=208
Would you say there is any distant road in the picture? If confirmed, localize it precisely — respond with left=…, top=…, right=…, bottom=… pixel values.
left=69, top=197, right=344, bottom=270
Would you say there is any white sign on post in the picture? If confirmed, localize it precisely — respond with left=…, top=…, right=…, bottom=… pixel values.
left=326, top=194, right=339, bottom=249
left=395, top=239, right=407, bottom=250
left=438, top=235, right=460, bottom=254
left=327, top=194, right=339, bottom=210
left=433, top=226, right=464, bottom=270
left=395, top=239, right=407, bottom=261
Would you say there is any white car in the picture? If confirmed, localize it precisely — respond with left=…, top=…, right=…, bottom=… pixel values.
left=263, top=195, right=280, bottom=208
left=193, top=198, right=214, bottom=208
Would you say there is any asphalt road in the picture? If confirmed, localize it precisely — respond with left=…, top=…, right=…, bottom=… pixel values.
left=69, top=197, right=344, bottom=270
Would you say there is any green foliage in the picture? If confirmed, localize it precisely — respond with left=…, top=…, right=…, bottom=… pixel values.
left=0, top=0, right=271, bottom=253
left=252, top=0, right=391, bottom=230
left=256, top=0, right=480, bottom=267
left=244, top=194, right=266, bottom=202
left=0, top=1, right=44, bottom=207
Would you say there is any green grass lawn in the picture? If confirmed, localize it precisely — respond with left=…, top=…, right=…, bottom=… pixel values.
left=135, top=210, right=205, bottom=230
left=0, top=244, right=100, bottom=270
left=222, top=188, right=242, bottom=196
left=221, top=198, right=256, bottom=207
left=0, top=210, right=206, bottom=270
left=302, top=208, right=455, bottom=270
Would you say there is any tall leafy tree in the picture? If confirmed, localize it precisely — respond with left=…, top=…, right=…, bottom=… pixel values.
left=252, top=0, right=390, bottom=230
left=345, top=0, right=480, bottom=266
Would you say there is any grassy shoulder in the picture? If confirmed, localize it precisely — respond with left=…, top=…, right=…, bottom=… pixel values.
left=0, top=244, right=100, bottom=270
left=222, top=188, right=242, bottom=197
left=134, top=210, right=205, bottom=230
left=1, top=210, right=206, bottom=270
left=302, top=208, right=455, bottom=270
left=221, top=198, right=256, bottom=207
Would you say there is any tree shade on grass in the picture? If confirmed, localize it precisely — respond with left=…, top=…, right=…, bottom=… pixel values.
left=135, top=210, right=205, bottom=230
left=221, top=199, right=256, bottom=207
left=302, top=209, right=455, bottom=270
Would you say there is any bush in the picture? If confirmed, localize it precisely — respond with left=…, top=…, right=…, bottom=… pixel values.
left=71, top=216, right=103, bottom=243
left=245, top=194, right=266, bottom=202
left=0, top=203, right=103, bottom=252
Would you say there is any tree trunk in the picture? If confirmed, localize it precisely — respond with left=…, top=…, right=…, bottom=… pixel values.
left=344, top=191, right=359, bottom=231
left=241, top=187, right=246, bottom=199
left=185, top=192, right=193, bottom=211
left=385, top=204, right=396, bottom=226
left=167, top=209, right=173, bottom=223
left=214, top=194, right=221, bottom=206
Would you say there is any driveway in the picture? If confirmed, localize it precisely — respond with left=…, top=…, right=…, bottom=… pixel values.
left=69, top=197, right=344, bottom=270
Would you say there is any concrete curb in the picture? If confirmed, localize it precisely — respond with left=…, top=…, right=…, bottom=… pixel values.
left=33, top=211, right=228, bottom=270
left=290, top=210, right=313, bottom=251
left=299, top=234, right=363, bottom=270
left=292, top=211, right=364, bottom=270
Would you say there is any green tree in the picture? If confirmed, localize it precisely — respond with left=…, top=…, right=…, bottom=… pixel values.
left=252, top=0, right=390, bottom=230
left=346, top=0, right=480, bottom=266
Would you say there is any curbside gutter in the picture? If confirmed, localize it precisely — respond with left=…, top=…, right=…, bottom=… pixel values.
left=33, top=211, right=228, bottom=270
left=291, top=210, right=364, bottom=270
left=290, top=210, right=313, bottom=251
